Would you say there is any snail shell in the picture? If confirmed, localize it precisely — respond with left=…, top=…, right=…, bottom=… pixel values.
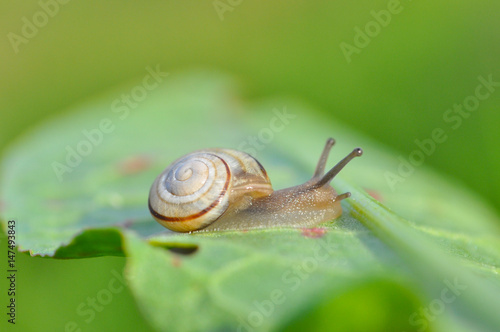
left=148, top=149, right=272, bottom=232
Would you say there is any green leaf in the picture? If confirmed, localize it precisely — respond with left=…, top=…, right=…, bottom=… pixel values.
left=124, top=224, right=424, bottom=332
left=1, top=71, right=500, bottom=331
left=120, top=180, right=500, bottom=332
left=338, top=180, right=500, bottom=331
left=53, top=228, right=125, bottom=258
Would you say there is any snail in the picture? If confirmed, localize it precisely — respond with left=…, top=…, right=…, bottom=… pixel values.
left=148, top=138, right=362, bottom=232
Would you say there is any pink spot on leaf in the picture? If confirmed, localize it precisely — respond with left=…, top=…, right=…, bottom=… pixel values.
left=172, top=256, right=182, bottom=267
left=116, top=219, right=134, bottom=228
left=301, top=227, right=327, bottom=238
left=365, top=189, right=383, bottom=201
left=118, top=155, right=151, bottom=175
left=46, top=199, right=63, bottom=210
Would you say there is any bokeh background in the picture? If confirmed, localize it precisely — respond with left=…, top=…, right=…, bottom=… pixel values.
left=1, top=1, right=499, bottom=331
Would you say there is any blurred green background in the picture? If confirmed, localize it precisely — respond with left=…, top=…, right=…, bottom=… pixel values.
left=1, top=1, right=499, bottom=331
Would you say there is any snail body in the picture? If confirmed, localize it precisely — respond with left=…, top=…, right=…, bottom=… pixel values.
left=148, top=138, right=362, bottom=232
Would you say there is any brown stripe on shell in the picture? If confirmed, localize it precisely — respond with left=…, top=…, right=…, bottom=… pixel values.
left=248, top=154, right=268, bottom=180
left=149, top=155, right=231, bottom=222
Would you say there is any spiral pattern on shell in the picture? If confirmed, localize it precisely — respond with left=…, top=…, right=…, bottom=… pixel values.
left=149, top=149, right=271, bottom=232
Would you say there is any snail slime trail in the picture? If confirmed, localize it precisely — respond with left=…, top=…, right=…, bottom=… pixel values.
left=148, top=138, right=363, bottom=232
